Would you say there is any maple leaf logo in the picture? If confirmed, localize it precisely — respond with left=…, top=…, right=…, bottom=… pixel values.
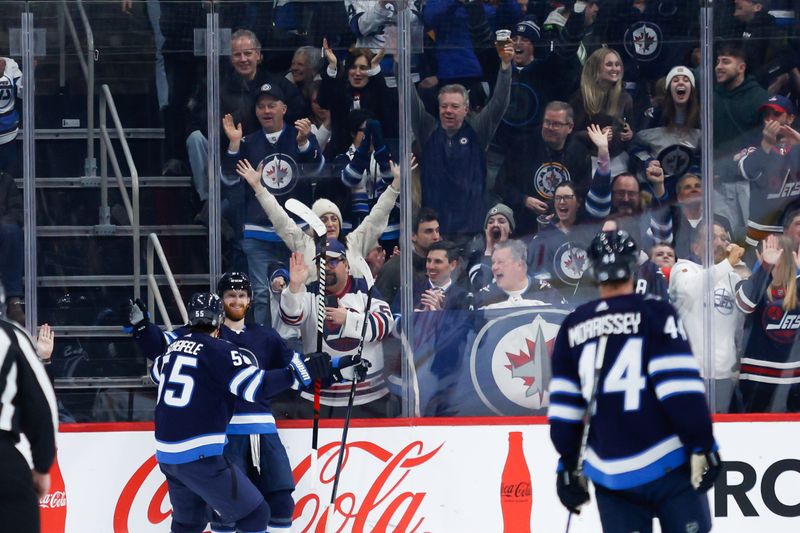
left=265, top=159, right=291, bottom=186
left=633, top=27, right=657, bottom=54
left=504, top=327, right=553, bottom=402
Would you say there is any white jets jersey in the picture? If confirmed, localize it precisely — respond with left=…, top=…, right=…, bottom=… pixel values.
left=280, top=276, right=394, bottom=406
left=0, top=57, right=23, bottom=145
left=345, top=0, right=424, bottom=50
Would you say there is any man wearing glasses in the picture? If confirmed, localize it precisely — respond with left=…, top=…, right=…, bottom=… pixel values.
left=610, top=174, right=643, bottom=217
left=495, top=101, right=590, bottom=237
left=280, top=240, right=398, bottom=418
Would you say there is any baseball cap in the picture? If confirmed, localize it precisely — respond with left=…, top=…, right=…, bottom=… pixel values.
left=257, top=82, right=285, bottom=102
left=759, top=95, right=797, bottom=116
left=316, top=239, right=347, bottom=259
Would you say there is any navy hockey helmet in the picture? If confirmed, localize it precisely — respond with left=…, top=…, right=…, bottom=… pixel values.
left=187, top=292, right=225, bottom=328
left=217, top=271, right=252, bottom=298
left=587, top=230, right=639, bottom=283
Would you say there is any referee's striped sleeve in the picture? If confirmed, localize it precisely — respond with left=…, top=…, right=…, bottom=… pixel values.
left=0, top=321, right=58, bottom=473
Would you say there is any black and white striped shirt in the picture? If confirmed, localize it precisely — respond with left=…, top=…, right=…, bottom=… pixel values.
left=0, top=319, right=57, bottom=473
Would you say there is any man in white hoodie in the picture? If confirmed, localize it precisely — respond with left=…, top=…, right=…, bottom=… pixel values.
left=669, top=221, right=746, bottom=412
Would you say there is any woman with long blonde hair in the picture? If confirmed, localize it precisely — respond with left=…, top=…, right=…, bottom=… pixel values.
left=735, top=235, right=800, bottom=412
left=570, top=47, right=634, bottom=175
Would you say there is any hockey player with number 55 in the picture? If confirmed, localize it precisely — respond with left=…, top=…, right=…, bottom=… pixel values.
left=548, top=230, right=721, bottom=533
left=152, top=292, right=333, bottom=533
left=131, top=273, right=308, bottom=532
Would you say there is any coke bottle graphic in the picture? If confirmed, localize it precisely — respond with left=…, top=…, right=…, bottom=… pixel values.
left=500, top=431, right=532, bottom=532
left=39, top=455, right=67, bottom=532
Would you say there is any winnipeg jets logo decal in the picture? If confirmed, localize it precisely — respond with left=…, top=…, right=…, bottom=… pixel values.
left=503, top=321, right=553, bottom=404
left=534, top=162, right=570, bottom=200
left=763, top=304, right=800, bottom=343
left=658, top=145, right=693, bottom=178
left=0, top=80, right=13, bottom=110
left=554, top=242, right=589, bottom=285
left=323, top=307, right=362, bottom=352
left=260, top=153, right=299, bottom=196
left=624, top=22, right=662, bottom=61
left=470, top=310, right=567, bottom=415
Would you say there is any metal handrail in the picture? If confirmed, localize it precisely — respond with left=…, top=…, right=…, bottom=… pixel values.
left=99, top=84, right=140, bottom=299
left=147, top=233, right=189, bottom=332
left=59, top=0, right=95, bottom=173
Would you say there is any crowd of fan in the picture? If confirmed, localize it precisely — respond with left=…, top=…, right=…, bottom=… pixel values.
left=137, top=0, right=800, bottom=416
left=7, top=0, right=800, bottom=416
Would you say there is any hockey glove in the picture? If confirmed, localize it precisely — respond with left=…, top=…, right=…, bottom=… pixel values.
left=332, top=356, right=372, bottom=383
left=556, top=468, right=589, bottom=514
left=691, top=449, right=722, bottom=492
left=124, top=298, right=150, bottom=334
left=289, top=352, right=333, bottom=389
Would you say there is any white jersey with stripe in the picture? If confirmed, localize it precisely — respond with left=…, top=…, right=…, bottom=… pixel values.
left=280, top=276, right=394, bottom=406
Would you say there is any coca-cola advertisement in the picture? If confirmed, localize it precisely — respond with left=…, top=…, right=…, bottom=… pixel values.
left=500, top=431, right=532, bottom=533
left=39, top=455, right=67, bottom=533
left=52, top=421, right=800, bottom=532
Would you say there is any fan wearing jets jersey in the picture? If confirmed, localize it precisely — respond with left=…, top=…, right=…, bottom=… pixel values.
left=735, top=234, right=800, bottom=412
left=0, top=57, right=22, bottom=173
left=548, top=230, right=720, bottom=533
left=130, top=274, right=317, bottom=533
left=153, top=292, right=332, bottom=533
left=280, top=240, right=397, bottom=417
left=221, top=82, right=326, bottom=325
left=235, top=148, right=401, bottom=284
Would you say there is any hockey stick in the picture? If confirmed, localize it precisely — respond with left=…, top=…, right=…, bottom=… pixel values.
left=285, top=198, right=326, bottom=482
left=566, top=334, right=608, bottom=533
left=287, top=197, right=376, bottom=285
left=325, top=285, right=374, bottom=533
left=285, top=198, right=326, bottom=238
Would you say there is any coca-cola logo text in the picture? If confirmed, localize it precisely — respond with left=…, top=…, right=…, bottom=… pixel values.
left=113, top=456, right=171, bottom=532
left=40, top=491, right=67, bottom=509
left=501, top=482, right=532, bottom=499
left=112, top=440, right=443, bottom=533
left=293, top=440, right=443, bottom=533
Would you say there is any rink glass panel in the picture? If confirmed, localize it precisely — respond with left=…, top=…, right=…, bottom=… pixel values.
left=7, top=0, right=789, bottom=420
left=710, top=3, right=800, bottom=414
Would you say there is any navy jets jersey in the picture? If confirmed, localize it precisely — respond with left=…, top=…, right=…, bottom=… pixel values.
left=152, top=331, right=293, bottom=464
left=548, top=293, right=715, bottom=490
left=739, top=144, right=800, bottom=247
left=736, top=264, right=800, bottom=386
left=138, top=322, right=294, bottom=435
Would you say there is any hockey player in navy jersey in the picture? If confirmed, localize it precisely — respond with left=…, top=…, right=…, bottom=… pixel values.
left=548, top=230, right=721, bottom=533
left=130, top=272, right=317, bottom=532
left=152, top=292, right=332, bottom=533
